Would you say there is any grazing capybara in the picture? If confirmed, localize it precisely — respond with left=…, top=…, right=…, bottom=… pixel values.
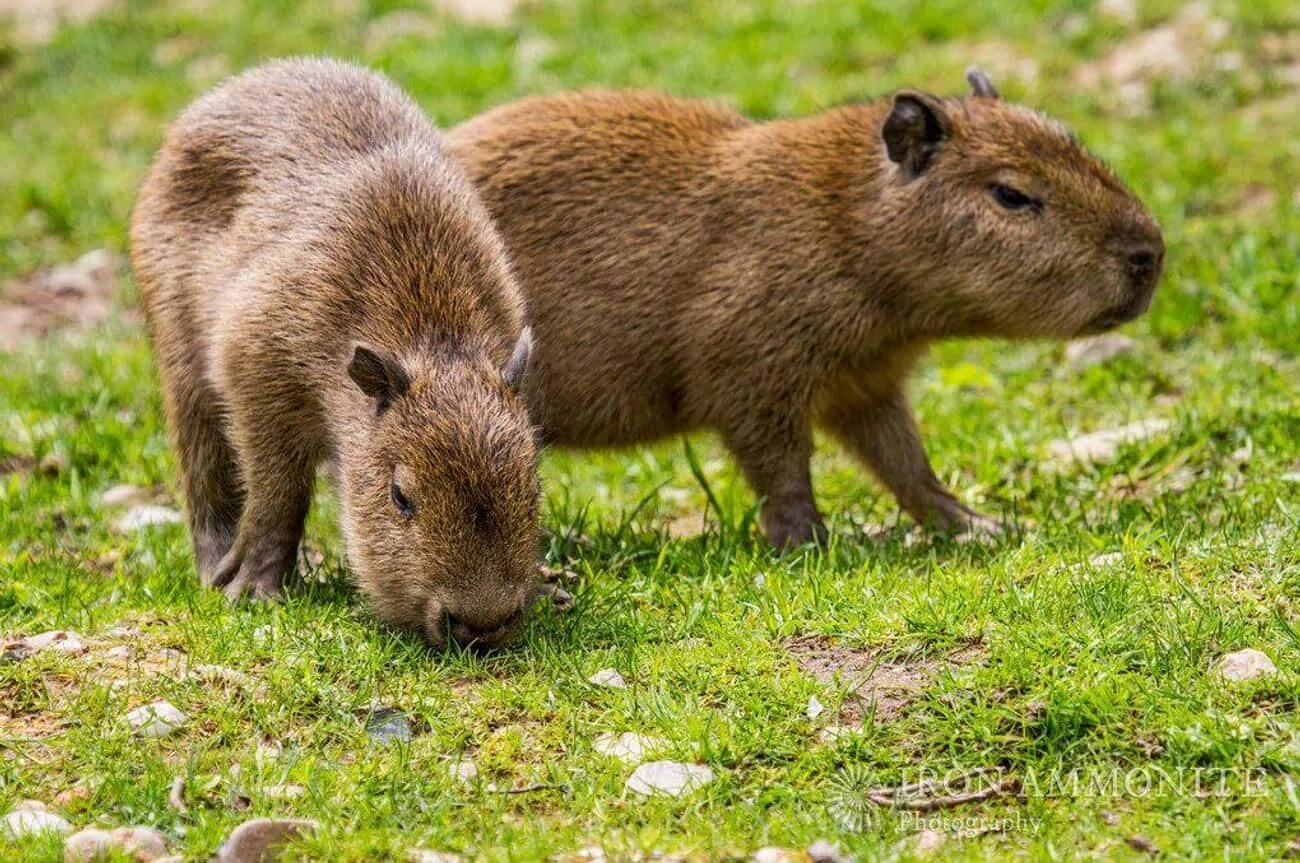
left=446, top=69, right=1164, bottom=546
left=131, top=58, right=541, bottom=646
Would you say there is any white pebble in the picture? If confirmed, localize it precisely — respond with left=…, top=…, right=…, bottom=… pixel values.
left=449, top=759, right=478, bottom=783
left=751, top=849, right=800, bottom=863
left=1215, top=649, right=1277, bottom=682
left=625, top=760, right=714, bottom=796
left=407, top=851, right=464, bottom=863
left=806, top=695, right=825, bottom=720
left=588, top=668, right=627, bottom=689
left=64, top=827, right=116, bottom=861
left=126, top=701, right=187, bottom=738
left=1048, top=419, right=1171, bottom=465
left=216, top=818, right=317, bottom=863
left=593, top=732, right=665, bottom=764
left=10, top=630, right=89, bottom=656
left=1065, top=334, right=1136, bottom=370
left=111, top=826, right=169, bottom=860
left=2, top=808, right=72, bottom=838
left=114, top=505, right=182, bottom=532
left=98, top=484, right=152, bottom=507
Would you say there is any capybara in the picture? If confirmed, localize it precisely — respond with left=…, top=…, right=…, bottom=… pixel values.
left=446, top=69, right=1164, bottom=546
left=131, top=58, right=541, bottom=646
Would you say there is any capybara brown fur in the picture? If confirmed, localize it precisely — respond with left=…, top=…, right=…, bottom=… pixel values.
left=131, top=58, right=541, bottom=646
left=446, top=69, right=1165, bottom=547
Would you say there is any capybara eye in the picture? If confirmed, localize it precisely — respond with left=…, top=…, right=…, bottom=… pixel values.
left=390, top=480, right=416, bottom=518
left=989, top=183, right=1038, bottom=212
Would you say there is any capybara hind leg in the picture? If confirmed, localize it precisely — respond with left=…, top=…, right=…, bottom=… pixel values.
left=210, top=429, right=313, bottom=601
left=725, top=420, right=827, bottom=549
left=167, top=381, right=245, bottom=585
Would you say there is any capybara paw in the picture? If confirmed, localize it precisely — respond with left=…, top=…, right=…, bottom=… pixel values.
left=209, top=542, right=289, bottom=601
left=530, top=582, right=575, bottom=613
left=221, top=569, right=284, bottom=602
left=764, top=512, right=829, bottom=550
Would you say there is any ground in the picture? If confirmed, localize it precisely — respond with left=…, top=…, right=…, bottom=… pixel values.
left=0, top=0, right=1297, bottom=860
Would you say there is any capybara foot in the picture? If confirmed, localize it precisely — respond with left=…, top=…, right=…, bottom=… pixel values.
left=210, top=539, right=293, bottom=601
left=763, top=502, right=829, bottom=550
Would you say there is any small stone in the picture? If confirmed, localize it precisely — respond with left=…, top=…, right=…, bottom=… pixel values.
left=1215, top=649, right=1277, bottom=682
left=365, top=706, right=414, bottom=743
left=807, top=840, right=849, bottom=863
left=114, top=505, right=182, bottom=532
left=261, top=783, right=305, bottom=801
left=568, top=848, right=607, bottom=863
left=64, top=828, right=115, bottom=861
left=99, top=484, right=153, bottom=507
left=53, top=786, right=92, bottom=808
left=15, top=800, right=47, bottom=812
left=1066, top=334, right=1136, bottom=370
left=817, top=725, right=857, bottom=744
left=1048, top=419, right=1171, bottom=465
left=593, top=732, right=665, bottom=764
left=625, top=760, right=714, bottom=796
left=588, top=668, right=627, bottom=689
left=1088, top=551, right=1125, bottom=567
left=10, top=630, right=90, bottom=657
left=751, top=849, right=800, bottom=863
left=127, top=700, right=187, bottom=738
left=111, top=826, right=169, bottom=861
left=2, top=808, right=72, bottom=838
left=407, top=851, right=464, bottom=863
left=806, top=695, right=825, bottom=720
left=215, top=818, right=317, bottom=863
left=449, top=759, right=478, bottom=783
left=105, top=645, right=135, bottom=662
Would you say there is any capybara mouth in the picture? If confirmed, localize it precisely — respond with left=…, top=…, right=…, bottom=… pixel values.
left=1080, top=291, right=1154, bottom=335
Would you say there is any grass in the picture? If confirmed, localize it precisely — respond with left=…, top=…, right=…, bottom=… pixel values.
left=1, top=0, right=1298, bottom=860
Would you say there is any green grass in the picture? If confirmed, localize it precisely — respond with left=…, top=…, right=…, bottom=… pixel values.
left=1, top=0, right=1298, bottom=860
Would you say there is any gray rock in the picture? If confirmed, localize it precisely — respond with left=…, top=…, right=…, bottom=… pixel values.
left=216, top=818, right=317, bottom=863
left=588, top=668, right=627, bottom=689
left=625, top=761, right=714, bottom=796
left=1065, top=334, right=1136, bottom=370
left=1215, top=649, right=1277, bottom=682
left=114, top=505, right=182, bottom=532
left=126, top=701, right=186, bottom=738
left=365, top=706, right=414, bottom=743
left=2, top=808, right=73, bottom=839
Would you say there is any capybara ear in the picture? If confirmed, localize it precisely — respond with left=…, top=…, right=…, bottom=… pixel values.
left=882, top=90, right=950, bottom=178
left=348, top=343, right=411, bottom=408
left=965, top=66, right=1000, bottom=99
left=502, top=326, right=532, bottom=392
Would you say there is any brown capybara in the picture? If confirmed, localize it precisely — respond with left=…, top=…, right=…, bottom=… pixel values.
left=446, top=69, right=1164, bottom=547
left=131, top=58, right=541, bottom=646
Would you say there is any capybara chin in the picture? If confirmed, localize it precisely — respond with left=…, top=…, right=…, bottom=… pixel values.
left=130, top=58, right=541, bottom=647
left=446, top=69, right=1165, bottom=548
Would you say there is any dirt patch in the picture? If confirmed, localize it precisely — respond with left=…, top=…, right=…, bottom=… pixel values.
left=786, top=635, right=985, bottom=724
left=0, top=249, right=120, bottom=352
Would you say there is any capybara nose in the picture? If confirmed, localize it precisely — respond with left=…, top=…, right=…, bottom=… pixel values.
left=446, top=608, right=521, bottom=648
left=1124, top=239, right=1164, bottom=294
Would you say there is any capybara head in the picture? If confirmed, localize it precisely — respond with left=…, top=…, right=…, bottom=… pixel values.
left=339, top=330, right=540, bottom=648
left=871, top=68, right=1164, bottom=339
